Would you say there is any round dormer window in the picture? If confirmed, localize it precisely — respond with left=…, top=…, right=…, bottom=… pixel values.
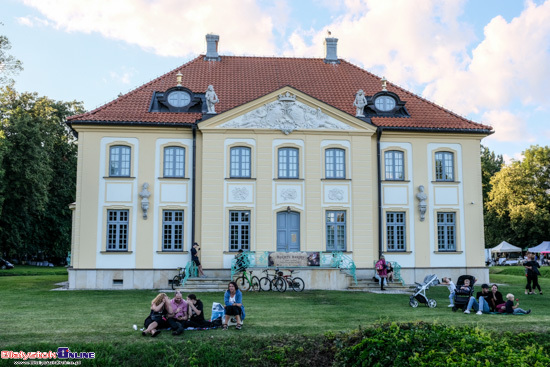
left=374, top=95, right=396, bottom=111
left=167, top=90, right=191, bottom=107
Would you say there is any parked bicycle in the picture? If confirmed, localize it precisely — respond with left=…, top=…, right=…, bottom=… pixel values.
left=235, top=269, right=260, bottom=291
left=172, top=267, right=185, bottom=290
left=281, top=269, right=305, bottom=292
left=259, top=268, right=286, bottom=292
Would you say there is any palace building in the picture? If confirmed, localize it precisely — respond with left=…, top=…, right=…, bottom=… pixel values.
left=66, top=35, right=492, bottom=289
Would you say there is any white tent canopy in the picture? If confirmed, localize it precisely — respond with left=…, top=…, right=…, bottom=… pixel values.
left=490, top=241, right=522, bottom=253
left=528, top=241, right=550, bottom=253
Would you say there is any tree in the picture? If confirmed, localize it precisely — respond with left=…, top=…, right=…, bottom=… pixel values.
left=0, top=28, right=23, bottom=85
left=0, top=86, right=84, bottom=261
left=486, top=145, right=550, bottom=248
left=480, top=145, right=505, bottom=248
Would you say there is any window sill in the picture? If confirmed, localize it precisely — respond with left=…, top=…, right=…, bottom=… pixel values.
left=433, top=251, right=463, bottom=254
left=158, top=177, right=190, bottom=181
left=273, top=178, right=304, bottom=181
left=381, top=180, right=410, bottom=183
left=156, top=251, right=189, bottom=254
left=431, top=181, right=461, bottom=184
left=103, top=176, right=135, bottom=180
left=100, top=251, right=133, bottom=254
left=321, top=178, right=351, bottom=181
left=383, top=251, right=412, bottom=254
left=225, top=177, right=256, bottom=180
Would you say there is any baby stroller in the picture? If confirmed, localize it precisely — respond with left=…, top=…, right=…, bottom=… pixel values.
left=452, top=274, right=476, bottom=312
left=409, top=274, right=439, bottom=308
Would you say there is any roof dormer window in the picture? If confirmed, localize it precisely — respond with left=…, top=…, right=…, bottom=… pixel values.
left=374, top=95, right=396, bottom=112
left=167, top=90, right=192, bottom=108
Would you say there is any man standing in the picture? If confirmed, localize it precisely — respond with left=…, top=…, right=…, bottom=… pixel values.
left=191, top=242, right=206, bottom=278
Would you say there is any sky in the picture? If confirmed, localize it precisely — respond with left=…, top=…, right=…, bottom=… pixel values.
left=2, top=0, right=550, bottom=163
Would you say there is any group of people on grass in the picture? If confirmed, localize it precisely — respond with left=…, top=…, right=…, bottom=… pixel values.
left=441, top=278, right=531, bottom=315
left=142, top=281, right=245, bottom=337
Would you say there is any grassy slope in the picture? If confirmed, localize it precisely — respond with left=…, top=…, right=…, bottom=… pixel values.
left=1, top=266, right=549, bottom=366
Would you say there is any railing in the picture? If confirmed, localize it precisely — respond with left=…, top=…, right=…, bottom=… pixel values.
left=230, top=251, right=253, bottom=278
left=179, top=260, right=198, bottom=288
left=329, top=251, right=358, bottom=285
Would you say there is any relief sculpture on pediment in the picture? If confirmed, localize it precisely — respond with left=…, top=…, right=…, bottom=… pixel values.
left=220, top=93, right=354, bottom=134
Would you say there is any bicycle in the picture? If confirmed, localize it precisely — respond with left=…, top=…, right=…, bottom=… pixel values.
left=281, top=269, right=305, bottom=292
left=235, top=269, right=260, bottom=291
left=172, top=267, right=185, bottom=290
left=259, top=268, right=286, bottom=292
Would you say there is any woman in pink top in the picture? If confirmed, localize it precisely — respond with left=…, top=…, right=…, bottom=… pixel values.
left=375, top=255, right=388, bottom=291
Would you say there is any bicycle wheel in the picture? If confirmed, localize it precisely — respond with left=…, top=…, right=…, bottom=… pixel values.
left=172, top=275, right=181, bottom=290
left=290, top=277, right=305, bottom=292
left=249, top=276, right=260, bottom=291
left=236, top=275, right=251, bottom=291
left=272, top=277, right=287, bottom=292
left=259, top=277, right=272, bottom=291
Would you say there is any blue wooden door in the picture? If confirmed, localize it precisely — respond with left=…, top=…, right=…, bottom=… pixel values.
left=277, top=212, right=300, bottom=252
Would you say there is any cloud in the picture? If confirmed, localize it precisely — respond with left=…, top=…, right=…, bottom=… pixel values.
left=20, top=0, right=278, bottom=57
left=107, top=67, right=138, bottom=85
left=16, top=16, right=51, bottom=27
left=423, top=0, right=550, bottom=114
left=481, top=109, right=533, bottom=143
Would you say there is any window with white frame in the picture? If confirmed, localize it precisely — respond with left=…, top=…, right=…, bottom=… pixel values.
left=435, top=151, right=454, bottom=181
left=326, top=211, right=346, bottom=251
left=107, top=210, right=129, bottom=251
left=163, top=210, right=183, bottom=251
left=325, top=148, right=345, bottom=179
left=229, top=210, right=250, bottom=251
left=278, top=147, right=299, bottom=178
left=109, top=145, right=131, bottom=177
left=386, top=212, right=406, bottom=251
left=384, top=150, right=404, bottom=180
left=437, top=212, right=456, bottom=251
left=230, top=147, right=251, bottom=178
left=163, top=146, right=185, bottom=177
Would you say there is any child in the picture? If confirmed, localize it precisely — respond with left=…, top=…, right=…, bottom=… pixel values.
left=457, top=278, right=472, bottom=294
left=441, top=277, right=456, bottom=307
left=505, top=293, right=531, bottom=314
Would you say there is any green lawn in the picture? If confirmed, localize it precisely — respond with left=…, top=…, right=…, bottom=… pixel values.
left=1, top=266, right=549, bottom=366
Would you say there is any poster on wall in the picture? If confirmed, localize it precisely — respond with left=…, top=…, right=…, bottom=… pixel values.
left=268, top=252, right=320, bottom=267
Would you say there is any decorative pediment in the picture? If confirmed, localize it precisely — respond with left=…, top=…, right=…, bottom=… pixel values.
left=219, top=92, right=355, bottom=135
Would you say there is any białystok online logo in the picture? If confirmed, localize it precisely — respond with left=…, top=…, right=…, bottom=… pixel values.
left=1, top=348, right=95, bottom=360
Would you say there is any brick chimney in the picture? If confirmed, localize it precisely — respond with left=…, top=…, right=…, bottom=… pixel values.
left=204, top=34, right=221, bottom=61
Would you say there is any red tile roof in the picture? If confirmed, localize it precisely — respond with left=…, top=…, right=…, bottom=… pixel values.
left=68, top=55, right=492, bottom=132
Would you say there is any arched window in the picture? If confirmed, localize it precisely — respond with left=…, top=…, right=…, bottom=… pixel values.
left=278, top=147, right=299, bottom=178
left=384, top=150, right=404, bottom=180
left=109, top=145, right=131, bottom=177
left=435, top=151, right=454, bottom=181
left=325, top=148, right=345, bottom=179
left=230, top=147, right=251, bottom=178
left=163, top=146, right=185, bottom=177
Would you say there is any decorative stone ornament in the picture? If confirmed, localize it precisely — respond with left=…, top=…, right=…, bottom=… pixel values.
left=219, top=93, right=354, bottom=134
left=353, top=89, right=367, bottom=117
left=139, top=183, right=151, bottom=219
left=205, top=85, right=219, bottom=114
left=416, top=185, right=427, bottom=222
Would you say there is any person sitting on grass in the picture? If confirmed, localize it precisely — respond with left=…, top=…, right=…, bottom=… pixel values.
left=488, top=284, right=505, bottom=312
left=441, top=277, right=456, bottom=308
left=143, top=293, right=173, bottom=337
left=504, top=293, right=531, bottom=314
left=464, top=283, right=491, bottom=315
left=169, top=290, right=187, bottom=335
left=223, top=281, right=245, bottom=330
left=184, top=294, right=209, bottom=328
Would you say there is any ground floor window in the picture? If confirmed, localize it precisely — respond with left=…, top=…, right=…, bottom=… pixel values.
left=386, top=212, right=406, bottom=251
left=107, top=209, right=128, bottom=251
left=229, top=210, right=250, bottom=251
left=437, top=212, right=456, bottom=251
left=326, top=211, right=346, bottom=251
left=163, top=210, right=183, bottom=251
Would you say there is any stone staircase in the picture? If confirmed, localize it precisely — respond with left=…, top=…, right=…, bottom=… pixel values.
left=171, top=270, right=232, bottom=293
left=347, top=276, right=414, bottom=293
